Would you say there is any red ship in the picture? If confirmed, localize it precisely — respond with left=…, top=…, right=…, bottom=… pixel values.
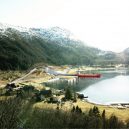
left=58, top=73, right=101, bottom=78
left=74, top=73, right=101, bottom=78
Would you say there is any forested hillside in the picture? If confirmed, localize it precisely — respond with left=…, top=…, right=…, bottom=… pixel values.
left=0, top=24, right=99, bottom=70
left=0, top=23, right=128, bottom=70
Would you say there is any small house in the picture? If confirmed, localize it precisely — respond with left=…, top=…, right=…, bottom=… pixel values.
left=39, top=89, right=52, bottom=97
left=6, top=83, right=16, bottom=89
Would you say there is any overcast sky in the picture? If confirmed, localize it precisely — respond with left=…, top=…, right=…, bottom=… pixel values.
left=0, top=0, right=129, bottom=52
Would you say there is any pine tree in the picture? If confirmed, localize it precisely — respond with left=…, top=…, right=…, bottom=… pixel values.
left=65, top=87, right=72, bottom=100
left=71, top=106, right=75, bottom=112
left=76, top=105, right=79, bottom=113
left=109, top=115, right=118, bottom=129
left=102, top=110, right=106, bottom=129
left=93, top=106, right=100, bottom=117
left=88, top=108, right=93, bottom=116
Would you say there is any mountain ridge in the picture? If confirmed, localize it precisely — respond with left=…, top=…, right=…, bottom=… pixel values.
left=0, top=23, right=128, bottom=70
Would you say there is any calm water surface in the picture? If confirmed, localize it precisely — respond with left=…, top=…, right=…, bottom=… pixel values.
left=80, top=75, right=129, bottom=104
left=44, top=70, right=129, bottom=104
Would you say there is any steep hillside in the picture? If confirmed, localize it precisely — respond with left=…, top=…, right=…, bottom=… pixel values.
left=0, top=23, right=100, bottom=70
left=0, top=23, right=128, bottom=70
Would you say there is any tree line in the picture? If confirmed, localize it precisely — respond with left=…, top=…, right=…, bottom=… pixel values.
left=1, top=97, right=129, bottom=129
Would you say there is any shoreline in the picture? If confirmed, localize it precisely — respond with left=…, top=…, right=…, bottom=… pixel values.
left=81, top=98, right=129, bottom=108
left=1, top=66, right=129, bottom=122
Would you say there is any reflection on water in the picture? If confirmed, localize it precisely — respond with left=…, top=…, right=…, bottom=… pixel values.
left=43, top=70, right=129, bottom=104
left=44, top=71, right=119, bottom=91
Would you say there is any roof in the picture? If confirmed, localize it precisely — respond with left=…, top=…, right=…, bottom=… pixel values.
left=40, top=90, right=52, bottom=95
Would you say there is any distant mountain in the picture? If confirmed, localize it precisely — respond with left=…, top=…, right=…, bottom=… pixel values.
left=0, top=23, right=128, bottom=70
left=122, top=47, right=129, bottom=64
left=124, top=47, right=129, bottom=54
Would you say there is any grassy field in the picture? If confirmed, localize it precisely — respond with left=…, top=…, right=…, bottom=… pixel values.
left=1, top=66, right=129, bottom=123
left=0, top=71, right=25, bottom=86
left=33, top=98, right=129, bottom=123
left=75, top=100, right=129, bottom=123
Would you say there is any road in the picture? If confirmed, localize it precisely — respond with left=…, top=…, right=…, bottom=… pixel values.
left=11, top=68, right=37, bottom=84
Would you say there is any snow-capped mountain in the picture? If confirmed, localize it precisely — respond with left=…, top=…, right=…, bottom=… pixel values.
left=0, top=22, right=30, bottom=33
left=0, top=23, right=70, bottom=39
left=0, top=23, right=81, bottom=47
left=0, top=22, right=128, bottom=70
left=30, top=26, right=72, bottom=39
left=30, top=27, right=76, bottom=46
left=0, top=23, right=101, bottom=70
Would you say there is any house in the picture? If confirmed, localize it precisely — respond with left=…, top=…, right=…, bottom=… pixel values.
left=5, top=83, right=16, bottom=89
left=39, top=89, right=52, bottom=97
left=49, top=96, right=60, bottom=103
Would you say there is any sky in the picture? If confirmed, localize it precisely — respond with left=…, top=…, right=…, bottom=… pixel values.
left=0, top=0, right=129, bottom=52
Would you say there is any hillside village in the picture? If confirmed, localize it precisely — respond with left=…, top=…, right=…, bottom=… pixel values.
left=0, top=65, right=129, bottom=123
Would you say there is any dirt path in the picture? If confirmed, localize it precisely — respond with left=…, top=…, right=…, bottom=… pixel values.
left=11, top=68, right=37, bottom=84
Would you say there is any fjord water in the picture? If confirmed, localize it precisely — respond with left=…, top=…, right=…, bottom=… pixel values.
left=80, top=72, right=129, bottom=105
left=45, top=70, right=129, bottom=105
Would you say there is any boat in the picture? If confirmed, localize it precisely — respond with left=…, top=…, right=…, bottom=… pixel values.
left=74, top=73, right=101, bottom=78
left=57, top=73, right=101, bottom=78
